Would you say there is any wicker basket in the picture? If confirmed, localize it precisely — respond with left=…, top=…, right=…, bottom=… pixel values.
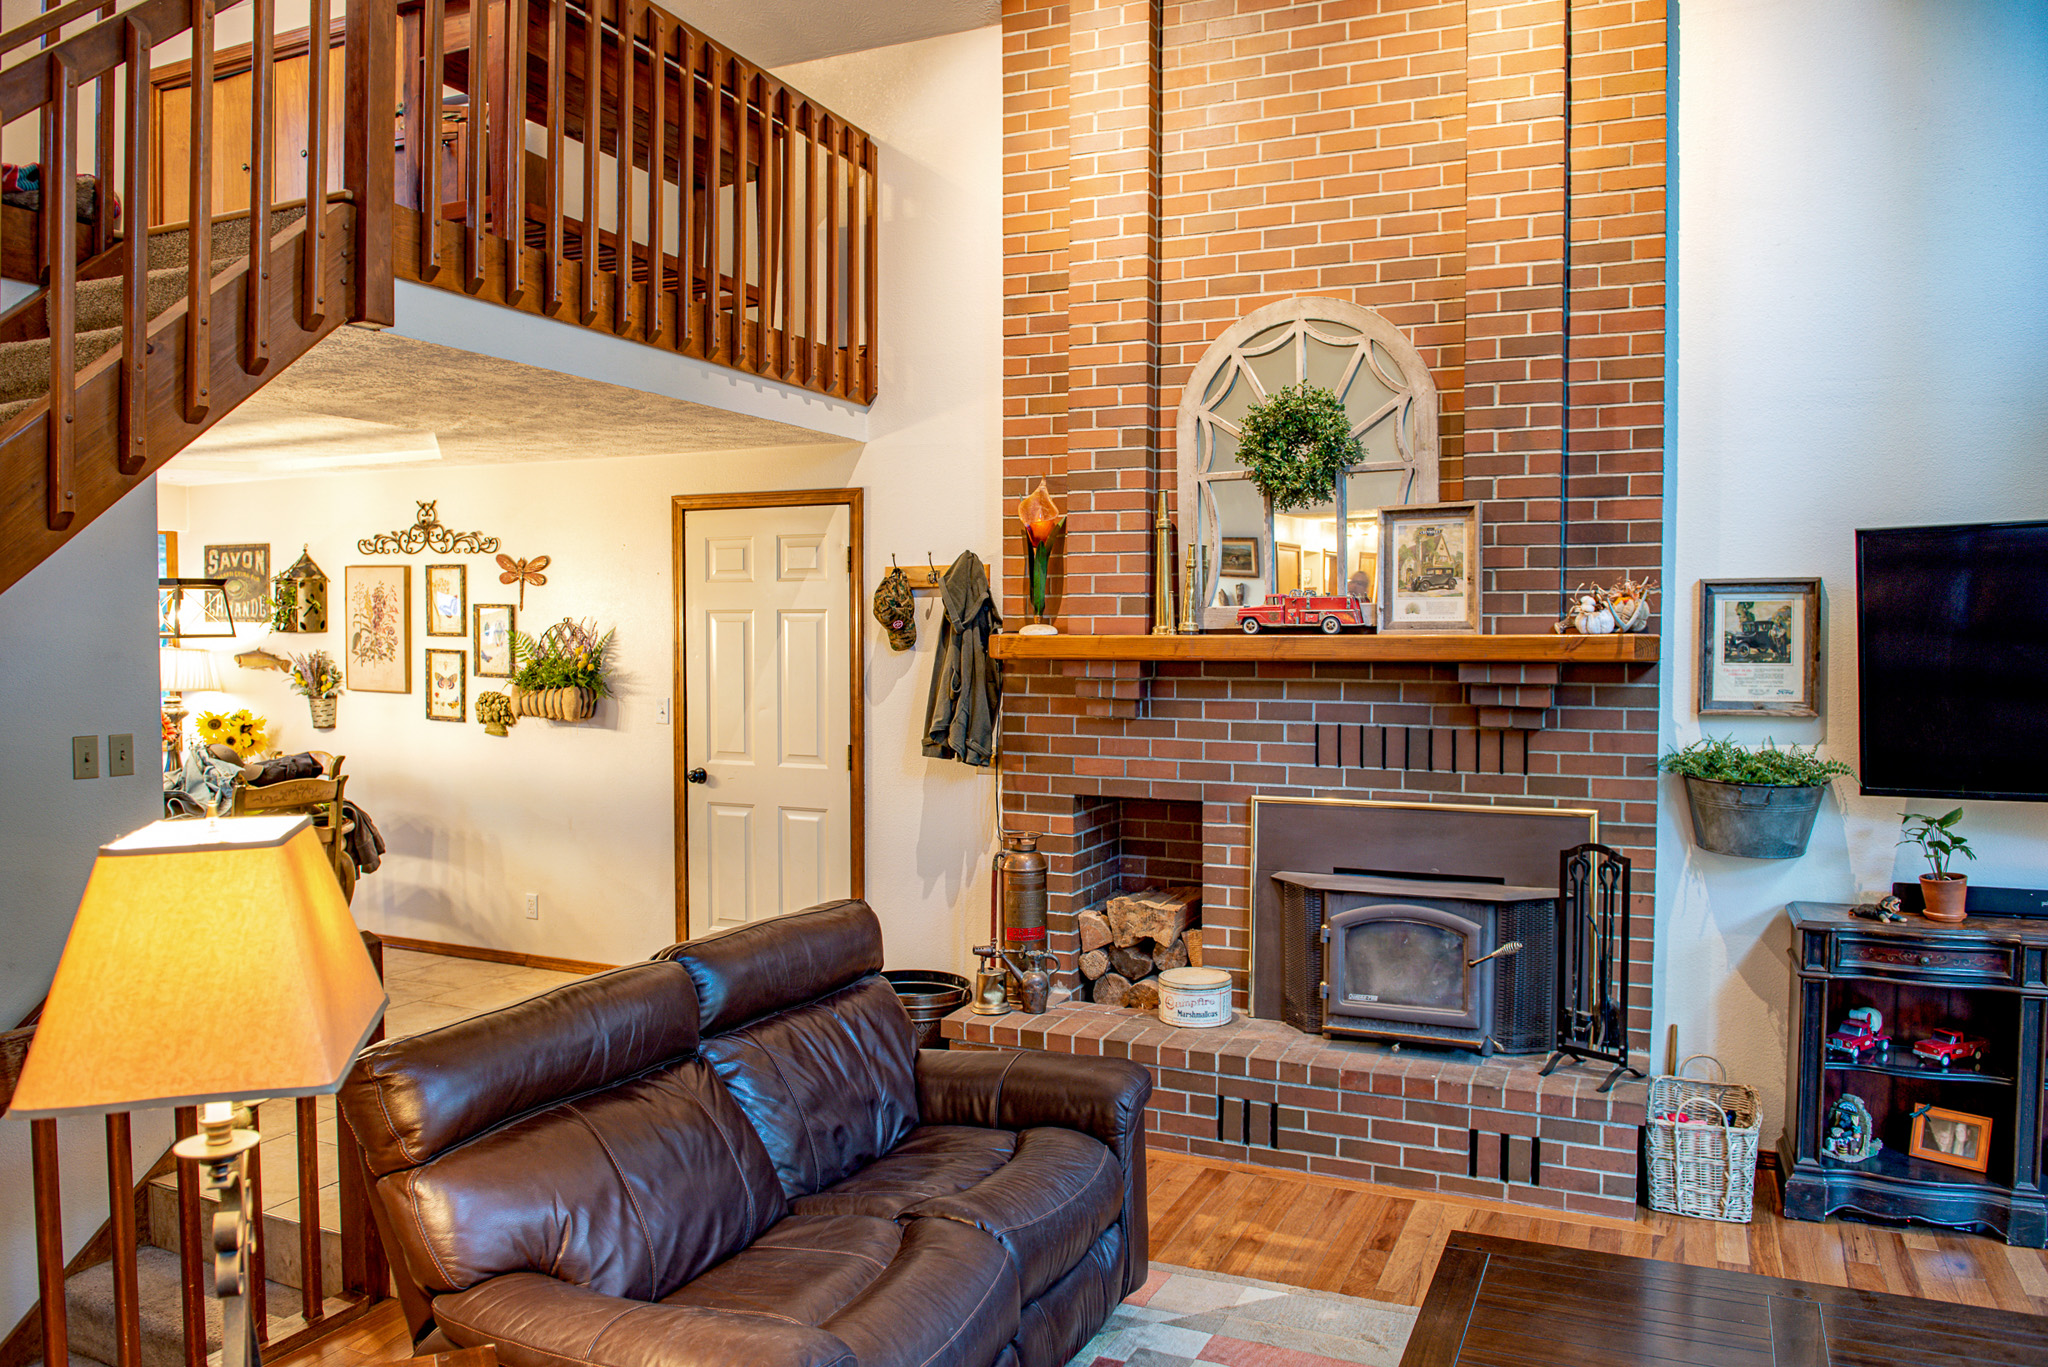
left=1645, top=1054, right=1760, bottom=1223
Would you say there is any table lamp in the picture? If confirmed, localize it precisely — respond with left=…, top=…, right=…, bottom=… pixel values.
left=6, top=815, right=387, bottom=1367
left=159, top=646, right=222, bottom=770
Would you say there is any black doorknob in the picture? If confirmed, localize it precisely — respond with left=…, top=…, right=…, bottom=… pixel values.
left=686, top=767, right=708, bottom=784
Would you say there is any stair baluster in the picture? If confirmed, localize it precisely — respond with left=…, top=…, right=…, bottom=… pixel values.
left=500, top=0, right=526, bottom=305
left=117, top=19, right=149, bottom=473
left=31, top=1120, right=68, bottom=1367
left=103, top=1114, right=141, bottom=1367
left=302, top=0, right=330, bottom=328
left=183, top=0, right=212, bottom=423
left=243, top=0, right=274, bottom=375
left=43, top=54, right=76, bottom=530
left=578, top=0, right=598, bottom=322
left=296, top=1097, right=324, bottom=1327
left=419, top=0, right=442, bottom=279
left=464, top=0, right=485, bottom=294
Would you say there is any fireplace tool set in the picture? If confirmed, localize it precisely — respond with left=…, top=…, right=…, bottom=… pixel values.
left=1540, top=841, right=1645, bottom=1093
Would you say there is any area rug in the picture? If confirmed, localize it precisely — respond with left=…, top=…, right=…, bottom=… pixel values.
left=1064, top=1264, right=1418, bottom=1367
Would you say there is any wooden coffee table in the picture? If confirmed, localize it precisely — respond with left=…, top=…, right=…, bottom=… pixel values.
left=1401, top=1232, right=2048, bottom=1365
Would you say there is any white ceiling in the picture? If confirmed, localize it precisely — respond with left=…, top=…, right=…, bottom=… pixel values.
left=664, top=0, right=997, bottom=70
left=161, top=328, right=844, bottom=485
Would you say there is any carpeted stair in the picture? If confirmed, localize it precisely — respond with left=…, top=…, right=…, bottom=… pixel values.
left=0, top=204, right=308, bottom=427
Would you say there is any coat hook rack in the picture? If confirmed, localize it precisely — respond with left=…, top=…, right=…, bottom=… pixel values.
left=892, top=551, right=962, bottom=591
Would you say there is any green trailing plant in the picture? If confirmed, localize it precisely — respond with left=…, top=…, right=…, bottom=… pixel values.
left=1657, top=736, right=1853, bottom=788
left=1899, top=808, right=1975, bottom=881
left=1236, top=382, right=1360, bottom=513
left=511, top=617, right=615, bottom=697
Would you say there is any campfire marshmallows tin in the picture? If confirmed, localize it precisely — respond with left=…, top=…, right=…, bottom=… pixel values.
left=1158, top=967, right=1233, bottom=1028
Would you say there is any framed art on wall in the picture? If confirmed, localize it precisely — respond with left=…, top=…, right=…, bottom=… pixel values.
left=473, top=603, right=515, bottom=678
left=204, top=543, right=269, bottom=627
left=1218, top=537, right=1260, bottom=578
left=344, top=565, right=411, bottom=693
left=426, top=649, right=467, bottom=722
left=1377, top=501, right=1481, bottom=633
left=425, top=564, right=467, bottom=636
left=1696, top=578, right=1821, bottom=717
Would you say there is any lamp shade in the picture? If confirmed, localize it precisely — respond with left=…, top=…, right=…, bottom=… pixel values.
left=6, top=816, right=387, bottom=1119
left=160, top=645, right=223, bottom=693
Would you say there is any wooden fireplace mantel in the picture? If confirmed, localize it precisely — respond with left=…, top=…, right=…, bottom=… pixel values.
left=989, top=632, right=1658, bottom=665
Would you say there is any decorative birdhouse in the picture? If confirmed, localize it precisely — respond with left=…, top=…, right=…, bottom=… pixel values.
left=276, top=546, right=328, bottom=633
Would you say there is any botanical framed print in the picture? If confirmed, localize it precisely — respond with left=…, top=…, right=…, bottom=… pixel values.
left=1697, top=578, right=1821, bottom=717
left=343, top=565, right=411, bottom=693
left=425, top=649, right=467, bottom=722
left=425, top=564, right=467, bottom=636
left=1219, top=537, right=1261, bottom=578
left=1908, top=1105, right=1991, bottom=1174
left=203, top=543, right=269, bottom=628
left=1377, top=501, right=1481, bottom=633
left=473, top=603, right=515, bottom=678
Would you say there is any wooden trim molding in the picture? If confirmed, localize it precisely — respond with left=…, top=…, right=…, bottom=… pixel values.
left=376, top=935, right=614, bottom=976
left=671, top=488, right=866, bottom=943
left=989, top=632, right=1657, bottom=664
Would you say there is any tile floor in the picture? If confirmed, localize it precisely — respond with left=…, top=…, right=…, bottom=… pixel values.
left=238, top=949, right=589, bottom=1231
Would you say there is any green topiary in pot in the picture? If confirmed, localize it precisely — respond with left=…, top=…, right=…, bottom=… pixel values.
left=1237, top=382, right=1360, bottom=513
left=1661, top=737, right=1853, bottom=860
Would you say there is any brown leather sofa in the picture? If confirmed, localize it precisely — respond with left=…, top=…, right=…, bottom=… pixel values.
left=337, top=900, right=1152, bottom=1367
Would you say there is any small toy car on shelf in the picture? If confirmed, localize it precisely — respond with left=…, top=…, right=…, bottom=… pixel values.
left=1236, top=593, right=1371, bottom=634
left=1826, top=1008, right=1890, bottom=1063
left=1911, top=1028, right=1988, bottom=1069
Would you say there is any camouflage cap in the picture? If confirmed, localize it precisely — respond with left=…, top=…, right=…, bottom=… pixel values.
left=872, top=566, right=916, bottom=651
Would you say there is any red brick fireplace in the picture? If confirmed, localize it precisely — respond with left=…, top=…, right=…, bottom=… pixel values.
left=963, top=0, right=1668, bottom=1220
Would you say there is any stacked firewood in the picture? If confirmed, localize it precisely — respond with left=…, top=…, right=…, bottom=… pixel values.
left=1077, top=887, right=1201, bottom=1009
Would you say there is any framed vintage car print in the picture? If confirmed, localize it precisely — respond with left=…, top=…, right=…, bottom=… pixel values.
left=1697, top=578, right=1821, bottom=717
left=1376, top=501, right=1480, bottom=633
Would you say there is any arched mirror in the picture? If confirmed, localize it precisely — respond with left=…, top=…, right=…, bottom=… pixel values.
left=1175, top=297, right=1440, bottom=629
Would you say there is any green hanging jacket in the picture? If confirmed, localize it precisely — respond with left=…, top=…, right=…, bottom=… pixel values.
left=921, top=551, right=1002, bottom=766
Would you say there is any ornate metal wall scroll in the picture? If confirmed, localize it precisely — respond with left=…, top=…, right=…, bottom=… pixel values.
left=358, top=502, right=501, bottom=556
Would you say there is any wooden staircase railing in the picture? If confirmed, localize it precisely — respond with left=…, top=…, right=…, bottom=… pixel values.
left=1, top=936, right=391, bottom=1367
left=0, top=0, right=393, bottom=599
left=395, top=0, right=879, bottom=404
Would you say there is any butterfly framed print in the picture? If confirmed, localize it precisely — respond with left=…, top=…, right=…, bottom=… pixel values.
left=425, top=564, right=467, bottom=636
left=426, top=649, right=467, bottom=722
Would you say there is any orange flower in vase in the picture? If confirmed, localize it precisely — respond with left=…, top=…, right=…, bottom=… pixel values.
left=1017, top=481, right=1065, bottom=636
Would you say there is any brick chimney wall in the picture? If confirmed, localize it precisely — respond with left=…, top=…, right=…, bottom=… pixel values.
left=997, top=0, right=1668, bottom=1063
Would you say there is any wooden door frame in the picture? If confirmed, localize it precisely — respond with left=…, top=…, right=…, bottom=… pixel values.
left=671, top=488, right=865, bottom=944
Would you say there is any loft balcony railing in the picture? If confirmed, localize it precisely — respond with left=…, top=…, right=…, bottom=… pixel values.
left=395, top=0, right=879, bottom=404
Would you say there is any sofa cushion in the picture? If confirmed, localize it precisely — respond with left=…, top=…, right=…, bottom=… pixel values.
left=377, top=1055, right=786, bottom=1300
left=1011, top=1223, right=1126, bottom=1367
left=659, top=899, right=882, bottom=1035
left=700, top=975, right=919, bottom=1198
left=905, top=1127, right=1123, bottom=1304
left=819, top=1216, right=1020, bottom=1367
left=658, top=1213, right=901, bottom=1326
left=792, top=1125, right=1016, bottom=1220
left=343, top=961, right=701, bottom=1178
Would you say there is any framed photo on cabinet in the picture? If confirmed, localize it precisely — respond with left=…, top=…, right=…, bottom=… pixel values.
left=344, top=565, right=411, bottom=693
left=1696, top=578, right=1821, bottom=717
left=1908, top=1105, right=1991, bottom=1174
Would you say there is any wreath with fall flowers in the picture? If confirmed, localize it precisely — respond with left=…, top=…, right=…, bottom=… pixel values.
left=1236, top=382, right=1360, bottom=513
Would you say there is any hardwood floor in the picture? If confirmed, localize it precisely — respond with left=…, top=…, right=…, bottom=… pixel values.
left=274, top=1148, right=2048, bottom=1367
left=1145, top=1149, right=2048, bottom=1316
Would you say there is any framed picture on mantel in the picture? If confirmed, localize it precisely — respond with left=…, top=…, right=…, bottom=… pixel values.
left=1377, top=501, right=1481, bottom=633
left=1696, top=578, right=1821, bottom=717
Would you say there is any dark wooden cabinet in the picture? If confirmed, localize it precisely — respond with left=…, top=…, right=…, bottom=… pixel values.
left=1782, top=901, right=2048, bottom=1246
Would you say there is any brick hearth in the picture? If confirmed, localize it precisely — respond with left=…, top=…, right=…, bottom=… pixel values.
left=943, top=1003, right=1645, bottom=1221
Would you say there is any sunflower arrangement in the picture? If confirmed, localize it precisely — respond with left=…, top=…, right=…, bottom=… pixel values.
left=194, top=708, right=270, bottom=759
left=286, top=651, right=342, bottom=700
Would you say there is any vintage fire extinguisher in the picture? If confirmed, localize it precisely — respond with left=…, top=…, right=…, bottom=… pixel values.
left=990, top=832, right=1048, bottom=1005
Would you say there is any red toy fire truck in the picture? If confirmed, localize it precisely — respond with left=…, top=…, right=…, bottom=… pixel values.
left=1235, top=593, right=1371, bottom=634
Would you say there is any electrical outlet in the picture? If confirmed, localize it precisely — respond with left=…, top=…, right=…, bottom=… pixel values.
left=525, top=893, right=540, bottom=920
left=657, top=697, right=672, bottom=724
left=107, top=733, right=134, bottom=777
left=71, top=735, right=98, bottom=780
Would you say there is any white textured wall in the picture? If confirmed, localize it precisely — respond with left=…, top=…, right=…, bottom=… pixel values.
left=0, top=485, right=172, bottom=1330
left=1656, top=0, right=2048, bottom=1139
left=164, top=26, right=1004, bottom=974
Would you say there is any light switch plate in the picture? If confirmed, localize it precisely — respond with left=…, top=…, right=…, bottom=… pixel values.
left=107, top=733, right=134, bottom=777
left=72, top=735, right=98, bottom=780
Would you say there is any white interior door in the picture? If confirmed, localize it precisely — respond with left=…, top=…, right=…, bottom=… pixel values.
left=683, top=503, right=854, bottom=936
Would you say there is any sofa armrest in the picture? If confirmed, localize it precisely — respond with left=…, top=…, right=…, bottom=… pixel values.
left=915, top=1048, right=1152, bottom=1296
left=916, top=1048, right=1150, bottom=1155
left=433, top=1274, right=855, bottom=1367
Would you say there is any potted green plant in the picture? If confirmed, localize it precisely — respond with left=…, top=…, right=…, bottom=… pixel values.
left=1660, top=736, right=1853, bottom=859
left=1898, top=808, right=1974, bottom=922
left=510, top=617, right=614, bottom=721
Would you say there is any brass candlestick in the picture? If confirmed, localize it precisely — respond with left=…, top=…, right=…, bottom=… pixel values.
left=1152, top=491, right=1177, bottom=635
left=1180, top=545, right=1200, bottom=634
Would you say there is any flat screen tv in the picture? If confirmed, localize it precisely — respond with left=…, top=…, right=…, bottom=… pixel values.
left=1857, top=519, right=2048, bottom=802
